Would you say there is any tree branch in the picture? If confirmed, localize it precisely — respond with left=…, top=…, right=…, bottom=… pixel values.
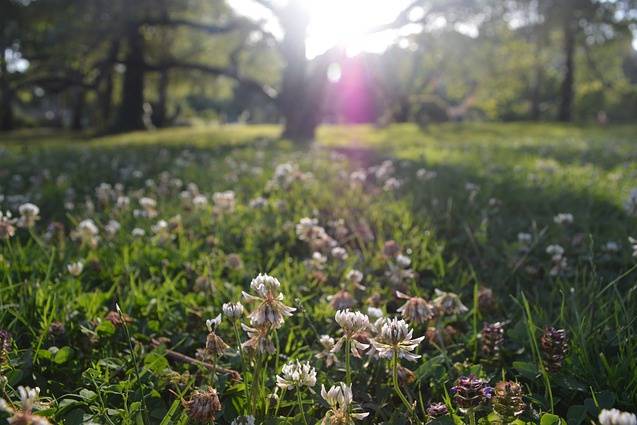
left=142, top=60, right=278, bottom=103
left=141, top=17, right=257, bottom=35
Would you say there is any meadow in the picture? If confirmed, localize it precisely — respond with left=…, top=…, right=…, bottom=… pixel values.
left=0, top=123, right=636, bottom=424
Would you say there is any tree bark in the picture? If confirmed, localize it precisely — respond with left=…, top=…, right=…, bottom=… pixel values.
left=0, top=50, right=15, bottom=132
left=71, top=86, right=85, bottom=130
left=153, top=65, right=169, bottom=128
left=99, top=40, right=120, bottom=128
left=558, top=17, right=576, bottom=122
left=278, top=0, right=319, bottom=143
left=114, top=23, right=145, bottom=132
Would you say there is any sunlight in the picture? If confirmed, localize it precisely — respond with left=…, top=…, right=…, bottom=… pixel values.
left=301, top=0, right=416, bottom=58
left=229, top=0, right=418, bottom=58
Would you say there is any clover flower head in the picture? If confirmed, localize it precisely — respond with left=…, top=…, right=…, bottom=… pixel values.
left=18, top=203, right=40, bottom=228
left=321, top=382, right=369, bottom=423
left=276, top=360, right=317, bottom=390
left=433, top=289, right=468, bottom=316
left=396, top=291, right=436, bottom=324
left=67, top=261, right=84, bottom=277
left=222, top=302, right=244, bottom=320
left=599, top=409, right=637, bottom=425
left=370, top=318, right=424, bottom=361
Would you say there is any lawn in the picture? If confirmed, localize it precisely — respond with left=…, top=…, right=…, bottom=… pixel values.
left=0, top=123, right=636, bottom=424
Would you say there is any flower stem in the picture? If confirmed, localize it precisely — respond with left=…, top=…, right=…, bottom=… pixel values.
left=250, top=354, right=262, bottom=416
left=233, top=322, right=250, bottom=413
left=468, top=408, right=477, bottom=425
left=296, top=390, right=309, bottom=425
left=345, top=338, right=352, bottom=385
left=392, top=351, right=416, bottom=422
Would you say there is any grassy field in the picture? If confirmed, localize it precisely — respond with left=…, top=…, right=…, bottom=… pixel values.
left=0, top=123, right=636, bottom=424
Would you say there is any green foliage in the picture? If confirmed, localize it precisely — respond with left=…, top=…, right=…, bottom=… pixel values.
left=0, top=123, right=636, bottom=424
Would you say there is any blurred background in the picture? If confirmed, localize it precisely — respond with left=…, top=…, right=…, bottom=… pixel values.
left=1, top=0, right=636, bottom=141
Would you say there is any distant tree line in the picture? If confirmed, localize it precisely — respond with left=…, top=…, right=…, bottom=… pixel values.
left=1, top=0, right=636, bottom=142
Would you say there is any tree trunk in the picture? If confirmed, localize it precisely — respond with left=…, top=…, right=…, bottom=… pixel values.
left=99, top=40, right=120, bottom=128
left=278, top=0, right=320, bottom=143
left=0, top=51, right=14, bottom=132
left=558, top=17, right=576, bottom=122
left=115, top=23, right=145, bottom=132
left=71, top=87, right=85, bottom=130
left=154, top=68, right=169, bottom=128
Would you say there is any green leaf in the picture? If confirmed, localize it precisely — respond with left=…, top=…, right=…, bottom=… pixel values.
left=96, top=321, right=116, bottom=336
left=513, top=361, right=538, bottom=380
left=53, top=346, right=73, bottom=364
left=540, top=413, right=565, bottom=425
left=567, top=405, right=587, bottom=425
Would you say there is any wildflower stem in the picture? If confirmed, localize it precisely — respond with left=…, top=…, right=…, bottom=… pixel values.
left=274, top=388, right=286, bottom=417
left=468, top=408, right=477, bottom=425
left=345, top=339, right=352, bottom=385
left=296, top=390, right=309, bottom=425
left=120, top=308, right=149, bottom=425
left=232, top=322, right=250, bottom=413
left=392, top=351, right=415, bottom=421
left=250, top=354, right=263, bottom=416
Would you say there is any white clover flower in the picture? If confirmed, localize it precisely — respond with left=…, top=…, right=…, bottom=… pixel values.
left=350, top=169, right=367, bottom=184
left=546, top=244, right=565, bottom=259
left=383, top=177, right=401, bottom=191
left=321, top=382, right=368, bottom=422
left=396, top=291, right=436, bottom=324
left=296, top=217, right=319, bottom=241
left=104, top=219, right=121, bottom=238
left=192, top=195, right=208, bottom=209
left=222, top=302, right=244, bottom=320
left=0, top=210, right=16, bottom=240
left=205, top=314, right=222, bottom=332
left=599, top=409, right=637, bottom=425
left=553, top=213, right=574, bottom=225
left=367, top=306, right=383, bottom=319
left=72, top=219, right=99, bottom=247
left=249, top=197, right=267, bottom=209
left=396, top=254, right=411, bottom=268
left=212, top=191, right=236, bottom=213
left=332, top=310, right=370, bottom=357
left=67, top=261, right=84, bottom=277
left=151, top=219, right=176, bottom=244
left=116, top=196, right=130, bottom=209
left=241, top=323, right=275, bottom=354
left=517, top=232, right=532, bottom=244
left=242, top=273, right=295, bottom=329
left=433, top=289, right=468, bottom=316
left=603, top=241, right=620, bottom=252
left=276, top=360, right=317, bottom=390
left=331, top=246, right=348, bottom=261
left=231, top=416, right=256, bottom=425
left=0, top=385, right=51, bottom=425
left=346, top=269, right=363, bottom=283
left=316, top=335, right=338, bottom=367
left=416, top=168, right=437, bottom=180
left=305, top=251, right=327, bottom=271
left=139, top=197, right=158, bottom=218
left=370, top=318, right=424, bottom=362
left=132, top=228, right=146, bottom=238
left=18, top=203, right=40, bottom=228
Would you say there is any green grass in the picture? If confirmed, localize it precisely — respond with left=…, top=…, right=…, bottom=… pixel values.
left=0, top=123, right=635, bottom=424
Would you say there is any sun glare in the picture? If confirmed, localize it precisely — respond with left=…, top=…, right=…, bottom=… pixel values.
left=301, top=0, right=415, bottom=58
left=230, top=0, right=417, bottom=58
